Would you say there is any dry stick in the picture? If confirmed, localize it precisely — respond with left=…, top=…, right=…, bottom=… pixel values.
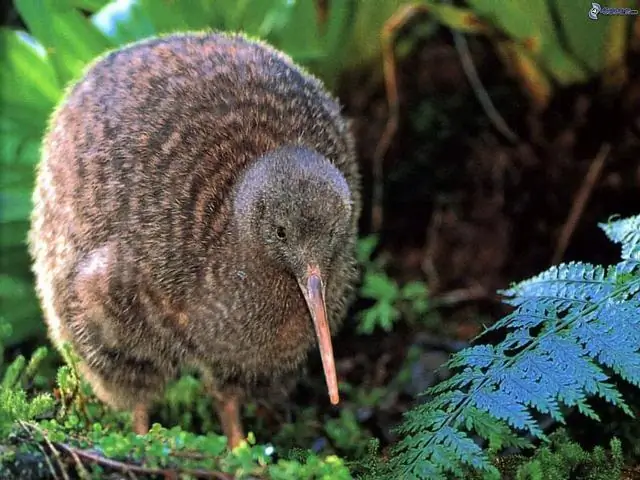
left=373, top=4, right=427, bottom=233
left=25, top=422, right=73, bottom=480
left=21, top=421, right=236, bottom=480
left=432, top=285, right=490, bottom=307
left=54, top=442, right=237, bottom=480
left=66, top=447, right=95, bottom=480
left=448, top=13, right=520, bottom=144
left=552, top=143, right=612, bottom=265
left=17, top=421, right=62, bottom=480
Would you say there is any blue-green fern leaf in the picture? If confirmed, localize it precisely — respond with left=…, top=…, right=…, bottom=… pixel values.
left=384, top=214, right=640, bottom=479
left=600, top=214, right=640, bottom=260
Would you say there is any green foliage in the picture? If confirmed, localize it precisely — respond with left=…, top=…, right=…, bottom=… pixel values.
left=23, top=418, right=353, bottom=478
left=158, top=371, right=380, bottom=466
left=510, top=429, right=624, bottom=480
left=90, top=0, right=357, bottom=84
left=325, top=409, right=372, bottom=458
left=383, top=214, right=640, bottom=479
left=420, top=0, right=635, bottom=107
left=357, top=236, right=438, bottom=334
left=0, top=324, right=54, bottom=439
left=0, top=342, right=355, bottom=478
left=10, top=339, right=379, bottom=477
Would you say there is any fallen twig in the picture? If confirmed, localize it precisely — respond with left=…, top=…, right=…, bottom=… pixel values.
left=18, top=421, right=63, bottom=480
left=67, top=446, right=98, bottom=480
left=552, top=143, right=612, bottom=265
left=54, top=442, right=237, bottom=480
left=19, top=421, right=242, bottom=480
left=449, top=17, right=520, bottom=144
left=432, top=285, right=491, bottom=307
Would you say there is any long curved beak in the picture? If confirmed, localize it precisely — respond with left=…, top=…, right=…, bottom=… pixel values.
left=299, top=265, right=339, bottom=405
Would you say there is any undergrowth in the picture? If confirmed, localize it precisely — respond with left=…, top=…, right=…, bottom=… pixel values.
left=383, top=214, right=640, bottom=479
left=509, top=429, right=624, bottom=480
left=0, top=340, right=360, bottom=479
left=0, top=328, right=385, bottom=478
left=470, top=429, right=625, bottom=480
left=356, top=235, right=439, bottom=334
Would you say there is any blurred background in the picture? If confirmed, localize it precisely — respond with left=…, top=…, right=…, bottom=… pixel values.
left=1, top=0, right=640, bottom=468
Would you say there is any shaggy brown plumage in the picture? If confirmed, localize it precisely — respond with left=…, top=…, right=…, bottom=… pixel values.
left=29, top=31, right=361, bottom=448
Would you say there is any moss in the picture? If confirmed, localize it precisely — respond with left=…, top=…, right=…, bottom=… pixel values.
left=0, top=338, right=357, bottom=479
left=513, top=429, right=624, bottom=480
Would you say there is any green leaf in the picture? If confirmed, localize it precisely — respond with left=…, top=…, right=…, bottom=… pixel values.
left=554, top=3, right=603, bottom=72
left=0, top=166, right=36, bottom=194
left=356, top=235, right=378, bottom=263
left=600, top=215, right=640, bottom=260
left=91, top=0, right=221, bottom=45
left=265, top=0, right=323, bottom=59
left=0, top=29, right=60, bottom=128
left=15, top=0, right=114, bottom=86
left=361, top=272, right=399, bottom=301
left=316, top=0, right=353, bottom=64
left=0, top=121, right=42, bottom=176
left=0, top=275, right=43, bottom=346
left=422, top=2, right=490, bottom=34
left=400, top=281, right=428, bottom=300
left=2, top=355, right=26, bottom=390
left=358, top=308, right=378, bottom=334
left=257, top=0, right=298, bottom=38
left=413, top=299, right=431, bottom=315
left=359, top=301, right=400, bottom=334
left=464, top=0, right=589, bottom=84
left=0, top=222, right=30, bottom=252
left=377, top=302, right=400, bottom=331
left=67, top=0, right=110, bottom=12
left=0, top=189, right=32, bottom=224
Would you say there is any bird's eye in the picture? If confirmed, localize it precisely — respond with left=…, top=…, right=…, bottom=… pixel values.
left=276, top=226, right=287, bottom=241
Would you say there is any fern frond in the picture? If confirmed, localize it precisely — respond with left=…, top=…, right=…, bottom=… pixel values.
left=385, top=214, right=640, bottom=479
left=503, top=262, right=611, bottom=305
left=390, top=408, right=498, bottom=480
left=600, top=214, right=640, bottom=260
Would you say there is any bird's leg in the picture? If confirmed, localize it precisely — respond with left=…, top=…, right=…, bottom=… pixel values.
left=132, top=402, right=150, bottom=435
left=213, top=391, right=245, bottom=449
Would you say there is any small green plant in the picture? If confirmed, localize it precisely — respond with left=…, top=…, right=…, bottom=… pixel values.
left=325, top=409, right=374, bottom=458
left=512, top=429, right=624, bottom=480
left=357, top=235, right=438, bottom=334
left=0, top=356, right=54, bottom=440
left=0, top=322, right=54, bottom=440
left=383, top=214, right=640, bottom=479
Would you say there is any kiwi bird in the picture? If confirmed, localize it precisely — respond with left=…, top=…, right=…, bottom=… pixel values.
left=29, top=31, right=361, bottom=448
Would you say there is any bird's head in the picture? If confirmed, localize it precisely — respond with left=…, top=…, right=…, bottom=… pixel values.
left=233, top=145, right=354, bottom=405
